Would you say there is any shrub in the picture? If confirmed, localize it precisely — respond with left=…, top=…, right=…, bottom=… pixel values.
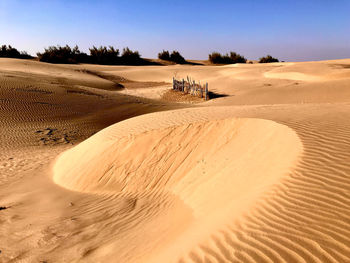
left=259, top=55, right=279, bottom=63
left=19, top=51, right=33, bottom=59
left=158, top=50, right=186, bottom=64
left=170, top=51, right=186, bottom=64
left=1, top=45, right=20, bottom=57
left=89, top=46, right=142, bottom=65
left=89, top=46, right=120, bottom=65
left=0, top=45, right=33, bottom=59
left=209, top=52, right=224, bottom=64
left=121, top=47, right=141, bottom=65
left=209, top=51, right=246, bottom=64
left=37, top=45, right=86, bottom=64
left=158, top=50, right=170, bottom=60
left=37, top=44, right=148, bottom=65
left=229, top=52, right=247, bottom=63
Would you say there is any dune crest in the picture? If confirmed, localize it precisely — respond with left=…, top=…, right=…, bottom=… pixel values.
left=53, top=117, right=302, bottom=197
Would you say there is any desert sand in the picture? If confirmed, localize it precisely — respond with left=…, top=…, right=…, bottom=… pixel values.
left=0, top=58, right=350, bottom=262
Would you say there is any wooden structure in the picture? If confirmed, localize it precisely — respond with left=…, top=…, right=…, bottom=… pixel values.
left=172, top=76, right=209, bottom=100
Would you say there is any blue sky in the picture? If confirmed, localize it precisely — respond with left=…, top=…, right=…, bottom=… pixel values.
left=1, top=0, right=349, bottom=61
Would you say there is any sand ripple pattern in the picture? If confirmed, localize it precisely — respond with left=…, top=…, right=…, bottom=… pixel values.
left=2, top=58, right=350, bottom=263
left=175, top=106, right=350, bottom=263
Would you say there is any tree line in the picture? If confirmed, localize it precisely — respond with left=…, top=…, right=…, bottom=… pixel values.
left=36, top=45, right=150, bottom=65
left=0, top=45, right=33, bottom=59
left=208, top=52, right=279, bottom=64
left=158, top=50, right=279, bottom=64
left=0, top=44, right=280, bottom=65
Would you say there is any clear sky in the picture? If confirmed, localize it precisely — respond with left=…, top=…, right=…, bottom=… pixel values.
left=1, top=0, right=349, bottom=61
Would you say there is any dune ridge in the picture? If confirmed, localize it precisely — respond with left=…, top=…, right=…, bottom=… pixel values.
left=53, top=115, right=302, bottom=195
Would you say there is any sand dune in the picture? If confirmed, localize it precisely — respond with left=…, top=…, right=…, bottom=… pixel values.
left=1, top=58, right=350, bottom=262
left=53, top=111, right=302, bottom=262
left=53, top=117, right=301, bottom=195
left=78, top=59, right=350, bottom=105
left=264, top=60, right=350, bottom=81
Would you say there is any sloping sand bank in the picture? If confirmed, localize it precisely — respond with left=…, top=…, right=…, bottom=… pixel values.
left=53, top=111, right=301, bottom=262
left=53, top=117, right=301, bottom=196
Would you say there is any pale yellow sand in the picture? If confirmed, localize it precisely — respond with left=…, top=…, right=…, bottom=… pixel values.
left=1, top=58, right=350, bottom=262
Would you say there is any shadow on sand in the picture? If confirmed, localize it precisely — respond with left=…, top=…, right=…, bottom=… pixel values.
left=208, top=91, right=229, bottom=99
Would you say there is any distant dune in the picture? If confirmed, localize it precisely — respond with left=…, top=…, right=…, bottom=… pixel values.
left=0, top=57, right=350, bottom=262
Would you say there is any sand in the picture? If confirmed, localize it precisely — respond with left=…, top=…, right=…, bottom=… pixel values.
left=0, top=58, right=350, bottom=262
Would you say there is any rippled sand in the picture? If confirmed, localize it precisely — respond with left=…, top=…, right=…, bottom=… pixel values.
left=1, top=58, right=350, bottom=262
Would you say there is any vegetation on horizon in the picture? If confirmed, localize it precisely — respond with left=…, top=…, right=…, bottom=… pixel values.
left=121, top=47, right=142, bottom=65
left=259, top=55, right=279, bottom=63
left=158, top=50, right=170, bottom=60
left=209, top=52, right=247, bottom=64
left=0, top=45, right=33, bottom=59
left=1, top=44, right=282, bottom=65
left=89, top=46, right=120, bottom=65
left=37, top=45, right=149, bottom=65
left=158, top=50, right=186, bottom=64
left=37, top=45, right=88, bottom=64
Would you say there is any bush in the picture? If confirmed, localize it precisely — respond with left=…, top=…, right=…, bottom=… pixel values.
left=158, top=50, right=186, bottom=64
left=0, top=45, right=33, bottom=59
left=1, top=45, right=20, bottom=57
left=121, top=47, right=141, bottom=65
left=37, top=45, right=86, bottom=64
left=259, top=55, right=279, bottom=63
left=170, top=51, right=186, bottom=64
left=37, top=44, right=149, bottom=65
left=209, top=51, right=246, bottom=64
left=89, top=46, right=120, bottom=65
left=209, top=52, right=225, bottom=64
left=229, top=52, right=247, bottom=63
left=19, top=51, right=33, bottom=59
left=158, top=50, right=170, bottom=60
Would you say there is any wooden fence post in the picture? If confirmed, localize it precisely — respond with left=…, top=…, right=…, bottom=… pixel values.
left=205, top=83, right=208, bottom=100
left=193, top=82, right=195, bottom=96
left=186, top=76, right=190, bottom=94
